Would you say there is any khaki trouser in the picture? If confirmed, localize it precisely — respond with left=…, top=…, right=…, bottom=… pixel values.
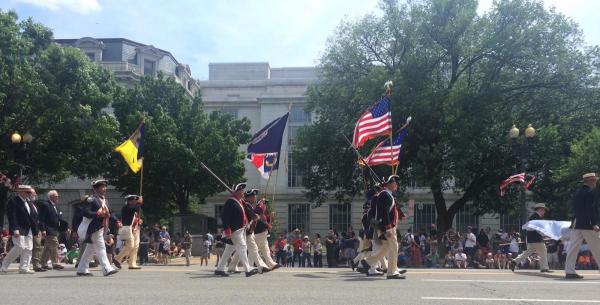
left=115, top=226, right=140, bottom=267
left=184, top=248, right=191, bottom=266
left=565, top=229, right=600, bottom=275
left=41, top=235, right=59, bottom=266
left=31, top=234, right=43, bottom=268
left=254, top=231, right=277, bottom=268
left=513, top=242, right=549, bottom=270
left=353, top=238, right=371, bottom=264
left=365, top=229, right=398, bottom=276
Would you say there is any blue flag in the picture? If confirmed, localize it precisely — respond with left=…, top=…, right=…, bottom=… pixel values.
left=246, top=112, right=289, bottom=175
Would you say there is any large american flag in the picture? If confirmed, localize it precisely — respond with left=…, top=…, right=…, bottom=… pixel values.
left=499, top=173, right=535, bottom=196
left=352, top=96, right=392, bottom=148
left=363, top=128, right=408, bottom=166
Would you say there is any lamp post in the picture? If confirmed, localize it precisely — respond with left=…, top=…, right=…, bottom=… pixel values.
left=10, top=131, right=34, bottom=181
left=509, top=124, right=535, bottom=226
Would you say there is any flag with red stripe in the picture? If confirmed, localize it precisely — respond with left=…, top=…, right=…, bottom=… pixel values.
left=500, top=173, right=535, bottom=196
left=352, top=96, right=392, bottom=148
left=363, top=128, right=408, bottom=166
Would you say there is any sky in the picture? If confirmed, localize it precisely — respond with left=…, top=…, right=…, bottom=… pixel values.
left=1, top=0, right=599, bottom=80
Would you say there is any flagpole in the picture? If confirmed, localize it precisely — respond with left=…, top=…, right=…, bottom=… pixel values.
left=384, top=81, right=394, bottom=175
left=139, top=164, right=144, bottom=196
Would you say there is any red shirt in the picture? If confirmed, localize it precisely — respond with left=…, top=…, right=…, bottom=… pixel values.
left=293, top=238, right=302, bottom=251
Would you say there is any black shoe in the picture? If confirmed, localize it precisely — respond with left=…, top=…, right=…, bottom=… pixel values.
left=33, top=267, right=47, bottom=272
left=52, top=264, right=64, bottom=270
left=350, top=261, right=356, bottom=271
left=540, top=269, right=553, bottom=273
left=261, top=267, right=271, bottom=274
left=104, top=269, right=119, bottom=277
left=360, top=259, right=371, bottom=271
left=228, top=270, right=242, bottom=274
left=113, top=260, right=122, bottom=269
left=398, top=269, right=407, bottom=274
left=272, top=264, right=282, bottom=269
left=245, top=269, right=259, bottom=277
left=356, top=267, right=366, bottom=273
left=42, top=266, right=51, bottom=270
left=565, top=273, right=583, bottom=279
left=76, top=272, right=93, bottom=276
left=386, top=274, right=406, bottom=280
left=214, top=270, right=229, bottom=277
left=510, top=260, right=516, bottom=272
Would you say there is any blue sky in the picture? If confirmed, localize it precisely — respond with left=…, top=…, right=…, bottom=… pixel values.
left=1, top=0, right=599, bottom=79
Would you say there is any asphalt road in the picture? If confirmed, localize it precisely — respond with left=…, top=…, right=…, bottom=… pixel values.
left=1, top=264, right=600, bottom=305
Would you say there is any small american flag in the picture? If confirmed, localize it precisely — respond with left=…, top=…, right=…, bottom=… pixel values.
left=499, top=173, right=535, bottom=196
left=363, top=128, right=408, bottom=166
left=352, top=96, right=392, bottom=148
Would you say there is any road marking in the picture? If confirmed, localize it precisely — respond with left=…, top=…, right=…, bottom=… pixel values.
left=422, top=297, right=600, bottom=303
left=422, top=279, right=600, bottom=284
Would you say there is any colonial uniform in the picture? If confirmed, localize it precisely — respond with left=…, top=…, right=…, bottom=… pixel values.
left=361, top=175, right=405, bottom=279
left=565, top=173, right=600, bottom=279
left=214, top=183, right=259, bottom=277
left=1, top=185, right=36, bottom=274
left=114, top=195, right=143, bottom=269
left=227, top=189, right=270, bottom=273
left=511, top=203, right=551, bottom=272
left=75, top=180, right=118, bottom=276
left=253, top=198, right=280, bottom=269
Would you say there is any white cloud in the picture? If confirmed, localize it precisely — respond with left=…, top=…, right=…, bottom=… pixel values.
left=13, top=0, right=101, bottom=14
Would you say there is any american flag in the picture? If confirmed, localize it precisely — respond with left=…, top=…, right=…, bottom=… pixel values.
left=363, top=128, right=408, bottom=166
left=499, top=173, right=535, bottom=196
left=352, top=96, right=392, bottom=148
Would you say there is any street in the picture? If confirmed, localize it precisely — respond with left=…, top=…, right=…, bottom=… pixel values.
left=1, top=265, right=600, bottom=305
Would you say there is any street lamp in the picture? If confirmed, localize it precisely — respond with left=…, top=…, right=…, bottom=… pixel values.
left=10, top=131, right=33, bottom=181
left=509, top=124, right=535, bottom=226
left=11, top=132, right=22, bottom=144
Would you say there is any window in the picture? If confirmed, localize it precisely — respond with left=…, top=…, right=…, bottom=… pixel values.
left=500, top=210, right=522, bottom=234
left=454, top=204, right=479, bottom=232
left=413, top=203, right=437, bottom=232
left=143, top=59, right=155, bottom=76
left=290, top=105, right=311, bottom=123
left=287, top=152, right=304, bottom=187
left=329, top=203, right=351, bottom=233
left=85, top=52, right=95, bottom=61
left=288, top=204, right=310, bottom=232
left=215, top=205, right=224, bottom=227
left=220, top=108, right=238, bottom=119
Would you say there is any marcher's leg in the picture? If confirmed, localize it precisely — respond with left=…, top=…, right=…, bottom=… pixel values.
left=231, top=228, right=252, bottom=272
left=532, top=243, right=549, bottom=270
left=216, top=243, right=235, bottom=272
left=127, top=229, right=140, bottom=267
left=565, top=230, right=585, bottom=275
left=255, top=231, right=276, bottom=268
left=19, top=233, right=33, bottom=272
left=91, top=229, right=115, bottom=275
left=76, top=241, right=95, bottom=274
left=1, top=236, right=25, bottom=271
left=31, top=234, right=42, bottom=268
left=387, top=232, right=399, bottom=276
left=246, top=234, right=268, bottom=269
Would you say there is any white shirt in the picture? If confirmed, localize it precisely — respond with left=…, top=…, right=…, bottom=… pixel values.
left=455, top=253, right=467, bottom=261
left=19, top=195, right=30, bottom=214
left=465, top=232, right=477, bottom=248
left=509, top=237, right=520, bottom=253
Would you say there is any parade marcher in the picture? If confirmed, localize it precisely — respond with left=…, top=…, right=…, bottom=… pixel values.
left=39, top=190, right=65, bottom=270
left=28, top=189, right=46, bottom=272
left=360, top=175, right=407, bottom=279
left=252, top=196, right=281, bottom=270
left=114, top=195, right=144, bottom=270
left=227, top=189, right=270, bottom=273
left=565, top=173, right=600, bottom=279
left=353, top=187, right=378, bottom=270
left=510, top=203, right=552, bottom=272
left=75, top=180, right=118, bottom=276
left=1, top=185, right=37, bottom=274
left=214, top=183, right=259, bottom=277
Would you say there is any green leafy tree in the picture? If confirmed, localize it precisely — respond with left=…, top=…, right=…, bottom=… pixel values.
left=296, top=0, right=600, bottom=239
left=110, top=74, right=251, bottom=221
left=0, top=10, right=121, bottom=227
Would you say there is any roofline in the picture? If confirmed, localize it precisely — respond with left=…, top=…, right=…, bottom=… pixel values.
left=54, top=37, right=183, bottom=66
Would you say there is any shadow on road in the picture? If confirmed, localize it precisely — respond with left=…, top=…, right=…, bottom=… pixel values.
left=293, top=273, right=329, bottom=279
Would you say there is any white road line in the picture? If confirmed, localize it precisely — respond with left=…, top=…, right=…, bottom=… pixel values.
left=422, top=297, right=600, bottom=303
left=422, top=279, right=600, bottom=284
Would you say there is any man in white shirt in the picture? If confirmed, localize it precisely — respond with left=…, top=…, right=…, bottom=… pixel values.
left=464, top=226, right=477, bottom=266
left=454, top=249, right=467, bottom=268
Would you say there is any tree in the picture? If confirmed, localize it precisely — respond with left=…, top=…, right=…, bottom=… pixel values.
left=0, top=10, right=121, bottom=227
left=296, top=0, right=600, bottom=240
left=109, top=74, right=251, bottom=221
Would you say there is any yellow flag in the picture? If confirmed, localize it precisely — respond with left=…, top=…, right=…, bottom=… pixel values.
left=115, top=122, right=144, bottom=173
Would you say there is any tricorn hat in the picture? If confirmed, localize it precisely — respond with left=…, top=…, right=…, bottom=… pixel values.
left=582, top=173, right=597, bottom=181
left=244, top=189, right=259, bottom=197
left=91, top=179, right=108, bottom=187
left=125, top=194, right=140, bottom=201
left=383, top=175, right=400, bottom=184
left=14, top=184, right=32, bottom=192
left=233, top=183, right=247, bottom=192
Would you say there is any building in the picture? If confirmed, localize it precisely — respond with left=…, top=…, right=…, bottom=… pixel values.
left=55, top=37, right=199, bottom=96
left=199, top=62, right=523, bottom=237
